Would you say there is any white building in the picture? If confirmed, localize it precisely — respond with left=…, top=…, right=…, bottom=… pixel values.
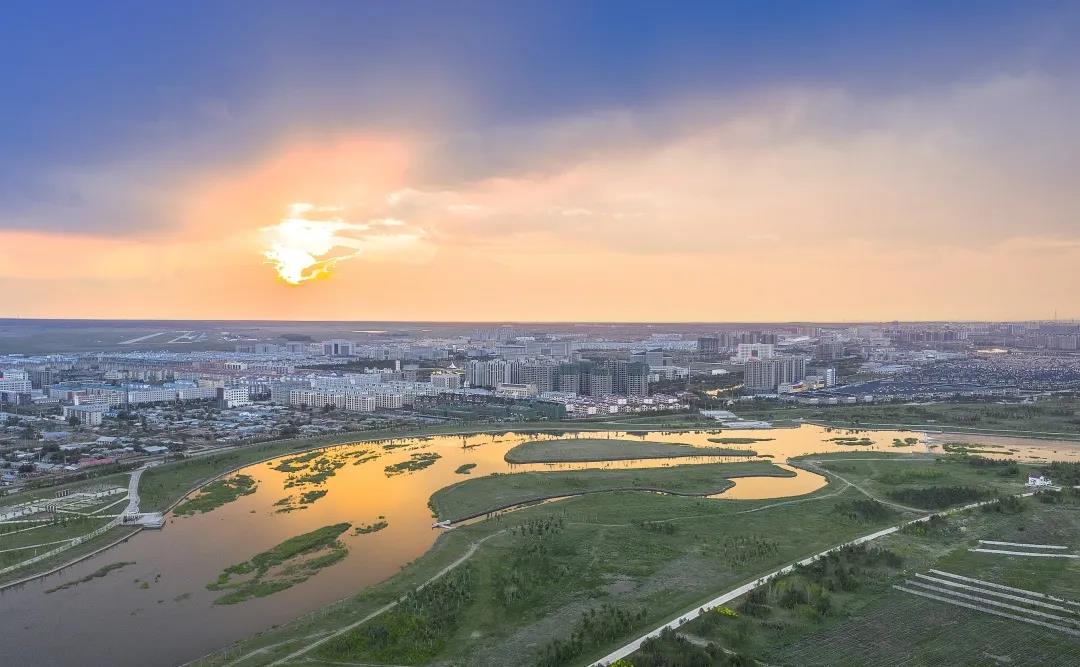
left=430, top=372, right=462, bottom=390
left=495, top=383, right=538, bottom=399
left=216, top=386, right=252, bottom=409
left=735, top=343, right=775, bottom=363
left=744, top=356, right=807, bottom=392
left=465, top=360, right=513, bottom=388
left=62, top=404, right=106, bottom=426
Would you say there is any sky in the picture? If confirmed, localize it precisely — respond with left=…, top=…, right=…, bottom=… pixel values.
left=2, top=0, right=1080, bottom=322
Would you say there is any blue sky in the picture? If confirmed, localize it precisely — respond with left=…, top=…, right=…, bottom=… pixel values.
left=5, top=1, right=1075, bottom=196
left=2, top=1, right=1080, bottom=320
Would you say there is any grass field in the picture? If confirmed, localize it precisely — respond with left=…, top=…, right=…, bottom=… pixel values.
left=6, top=423, right=700, bottom=583
left=187, top=453, right=1078, bottom=667
left=192, top=472, right=919, bottom=667
left=431, top=461, right=792, bottom=521
left=805, top=454, right=1039, bottom=507
left=629, top=458, right=1080, bottom=667
left=0, top=525, right=140, bottom=586
left=503, top=438, right=755, bottom=464
left=735, top=397, right=1080, bottom=437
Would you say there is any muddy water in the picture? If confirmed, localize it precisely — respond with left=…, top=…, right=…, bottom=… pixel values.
left=0, top=424, right=1070, bottom=666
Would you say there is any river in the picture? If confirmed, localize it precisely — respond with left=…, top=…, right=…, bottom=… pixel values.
left=1, top=424, right=1076, bottom=666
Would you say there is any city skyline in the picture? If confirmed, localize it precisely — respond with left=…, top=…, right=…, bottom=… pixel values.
left=3, top=2, right=1080, bottom=321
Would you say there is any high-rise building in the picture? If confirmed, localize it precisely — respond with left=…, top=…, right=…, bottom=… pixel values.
left=516, top=362, right=559, bottom=393
left=464, top=360, right=513, bottom=388
left=815, top=341, right=845, bottom=361
left=322, top=339, right=354, bottom=356
left=631, top=349, right=667, bottom=367
left=586, top=368, right=614, bottom=397
left=626, top=362, right=650, bottom=397
left=735, top=343, right=775, bottom=363
left=29, top=367, right=58, bottom=390
left=430, top=372, right=462, bottom=390
left=556, top=364, right=582, bottom=394
left=744, top=357, right=807, bottom=391
left=697, top=337, right=720, bottom=354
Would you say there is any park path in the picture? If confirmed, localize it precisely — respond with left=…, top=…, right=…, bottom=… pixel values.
left=225, top=529, right=509, bottom=667
left=796, top=458, right=925, bottom=513
left=0, top=464, right=149, bottom=582
left=586, top=490, right=1037, bottom=666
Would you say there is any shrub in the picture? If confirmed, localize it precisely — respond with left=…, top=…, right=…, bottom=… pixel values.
left=886, top=485, right=991, bottom=509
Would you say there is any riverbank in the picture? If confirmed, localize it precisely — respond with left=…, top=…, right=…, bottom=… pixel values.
left=503, top=437, right=755, bottom=464
left=432, top=461, right=793, bottom=523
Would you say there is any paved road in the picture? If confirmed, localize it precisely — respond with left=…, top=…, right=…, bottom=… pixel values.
left=587, top=491, right=1036, bottom=666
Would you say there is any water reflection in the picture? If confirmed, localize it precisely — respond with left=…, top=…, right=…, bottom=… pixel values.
left=1, top=424, right=1076, bottom=667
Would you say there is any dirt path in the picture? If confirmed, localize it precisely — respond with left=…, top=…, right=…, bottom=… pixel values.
left=797, top=458, right=925, bottom=513
left=225, top=529, right=509, bottom=667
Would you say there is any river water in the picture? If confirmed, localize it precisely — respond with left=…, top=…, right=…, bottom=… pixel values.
left=1, top=424, right=1076, bottom=666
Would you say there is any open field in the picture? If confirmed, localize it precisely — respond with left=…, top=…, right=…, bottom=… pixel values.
left=804, top=453, right=1040, bottom=507
left=625, top=459, right=1080, bottom=667
left=431, top=461, right=792, bottom=522
left=503, top=438, right=755, bottom=464
left=0, top=525, right=140, bottom=588
left=5, top=424, right=667, bottom=583
left=191, top=472, right=919, bottom=667
left=735, top=397, right=1080, bottom=439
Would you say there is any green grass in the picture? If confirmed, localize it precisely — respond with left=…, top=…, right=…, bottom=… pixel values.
left=353, top=519, right=388, bottom=535
left=0, top=422, right=762, bottom=584
left=886, top=485, right=994, bottom=509
left=0, top=515, right=109, bottom=550
left=707, top=437, right=774, bottom=445
left=735, top=397, right=1080, bottom=438
left=454, top=463, right=477, bottom=474
left=206, top=523, right=351, bottom=605
left=317, top=566, right=475, bottom=663
left=384, top=452, right=441, bottom=476
left=173, top=474, right=256, bottom=516
left=504, top=438, right=756, bottom=463
left=190, top=473, right=924, bottom=667
left=44, top=561, right=135, bottom=593
left=0, top=525, right=140, bottom=587
left=0, top=472, right=129, bottom=509
left=805, top=454, right=1037, bottom=505
left=638, top=481, right=1080, bottom=667
left=827, top=436, right=874, bottom=445
left=179, top=446, right=1076, bottom=667
left=274, top=489, right=329, bottom=513
left=431, top=461, right=794, bottom=522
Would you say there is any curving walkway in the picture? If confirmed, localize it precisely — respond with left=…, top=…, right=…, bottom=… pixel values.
left=0, top=464, right=150, bottom=581
left=204, top=530, right=510, bottom=666
left=587, top=490, right=1037, bottom=666
left=796, top=458, right=925, bottom=513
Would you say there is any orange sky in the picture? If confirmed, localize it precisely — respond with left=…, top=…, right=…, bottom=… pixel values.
left=4, top=80, right=1080, bottom=322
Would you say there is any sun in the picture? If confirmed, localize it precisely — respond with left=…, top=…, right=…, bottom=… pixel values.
left=261, top=203, right=423, bottom=285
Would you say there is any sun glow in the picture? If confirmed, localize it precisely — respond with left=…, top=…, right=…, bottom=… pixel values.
left=262, top=203, right=422, bottom=285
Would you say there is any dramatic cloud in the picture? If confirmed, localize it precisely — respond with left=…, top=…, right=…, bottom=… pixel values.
left=4, top=73, right=1080, bottom=319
